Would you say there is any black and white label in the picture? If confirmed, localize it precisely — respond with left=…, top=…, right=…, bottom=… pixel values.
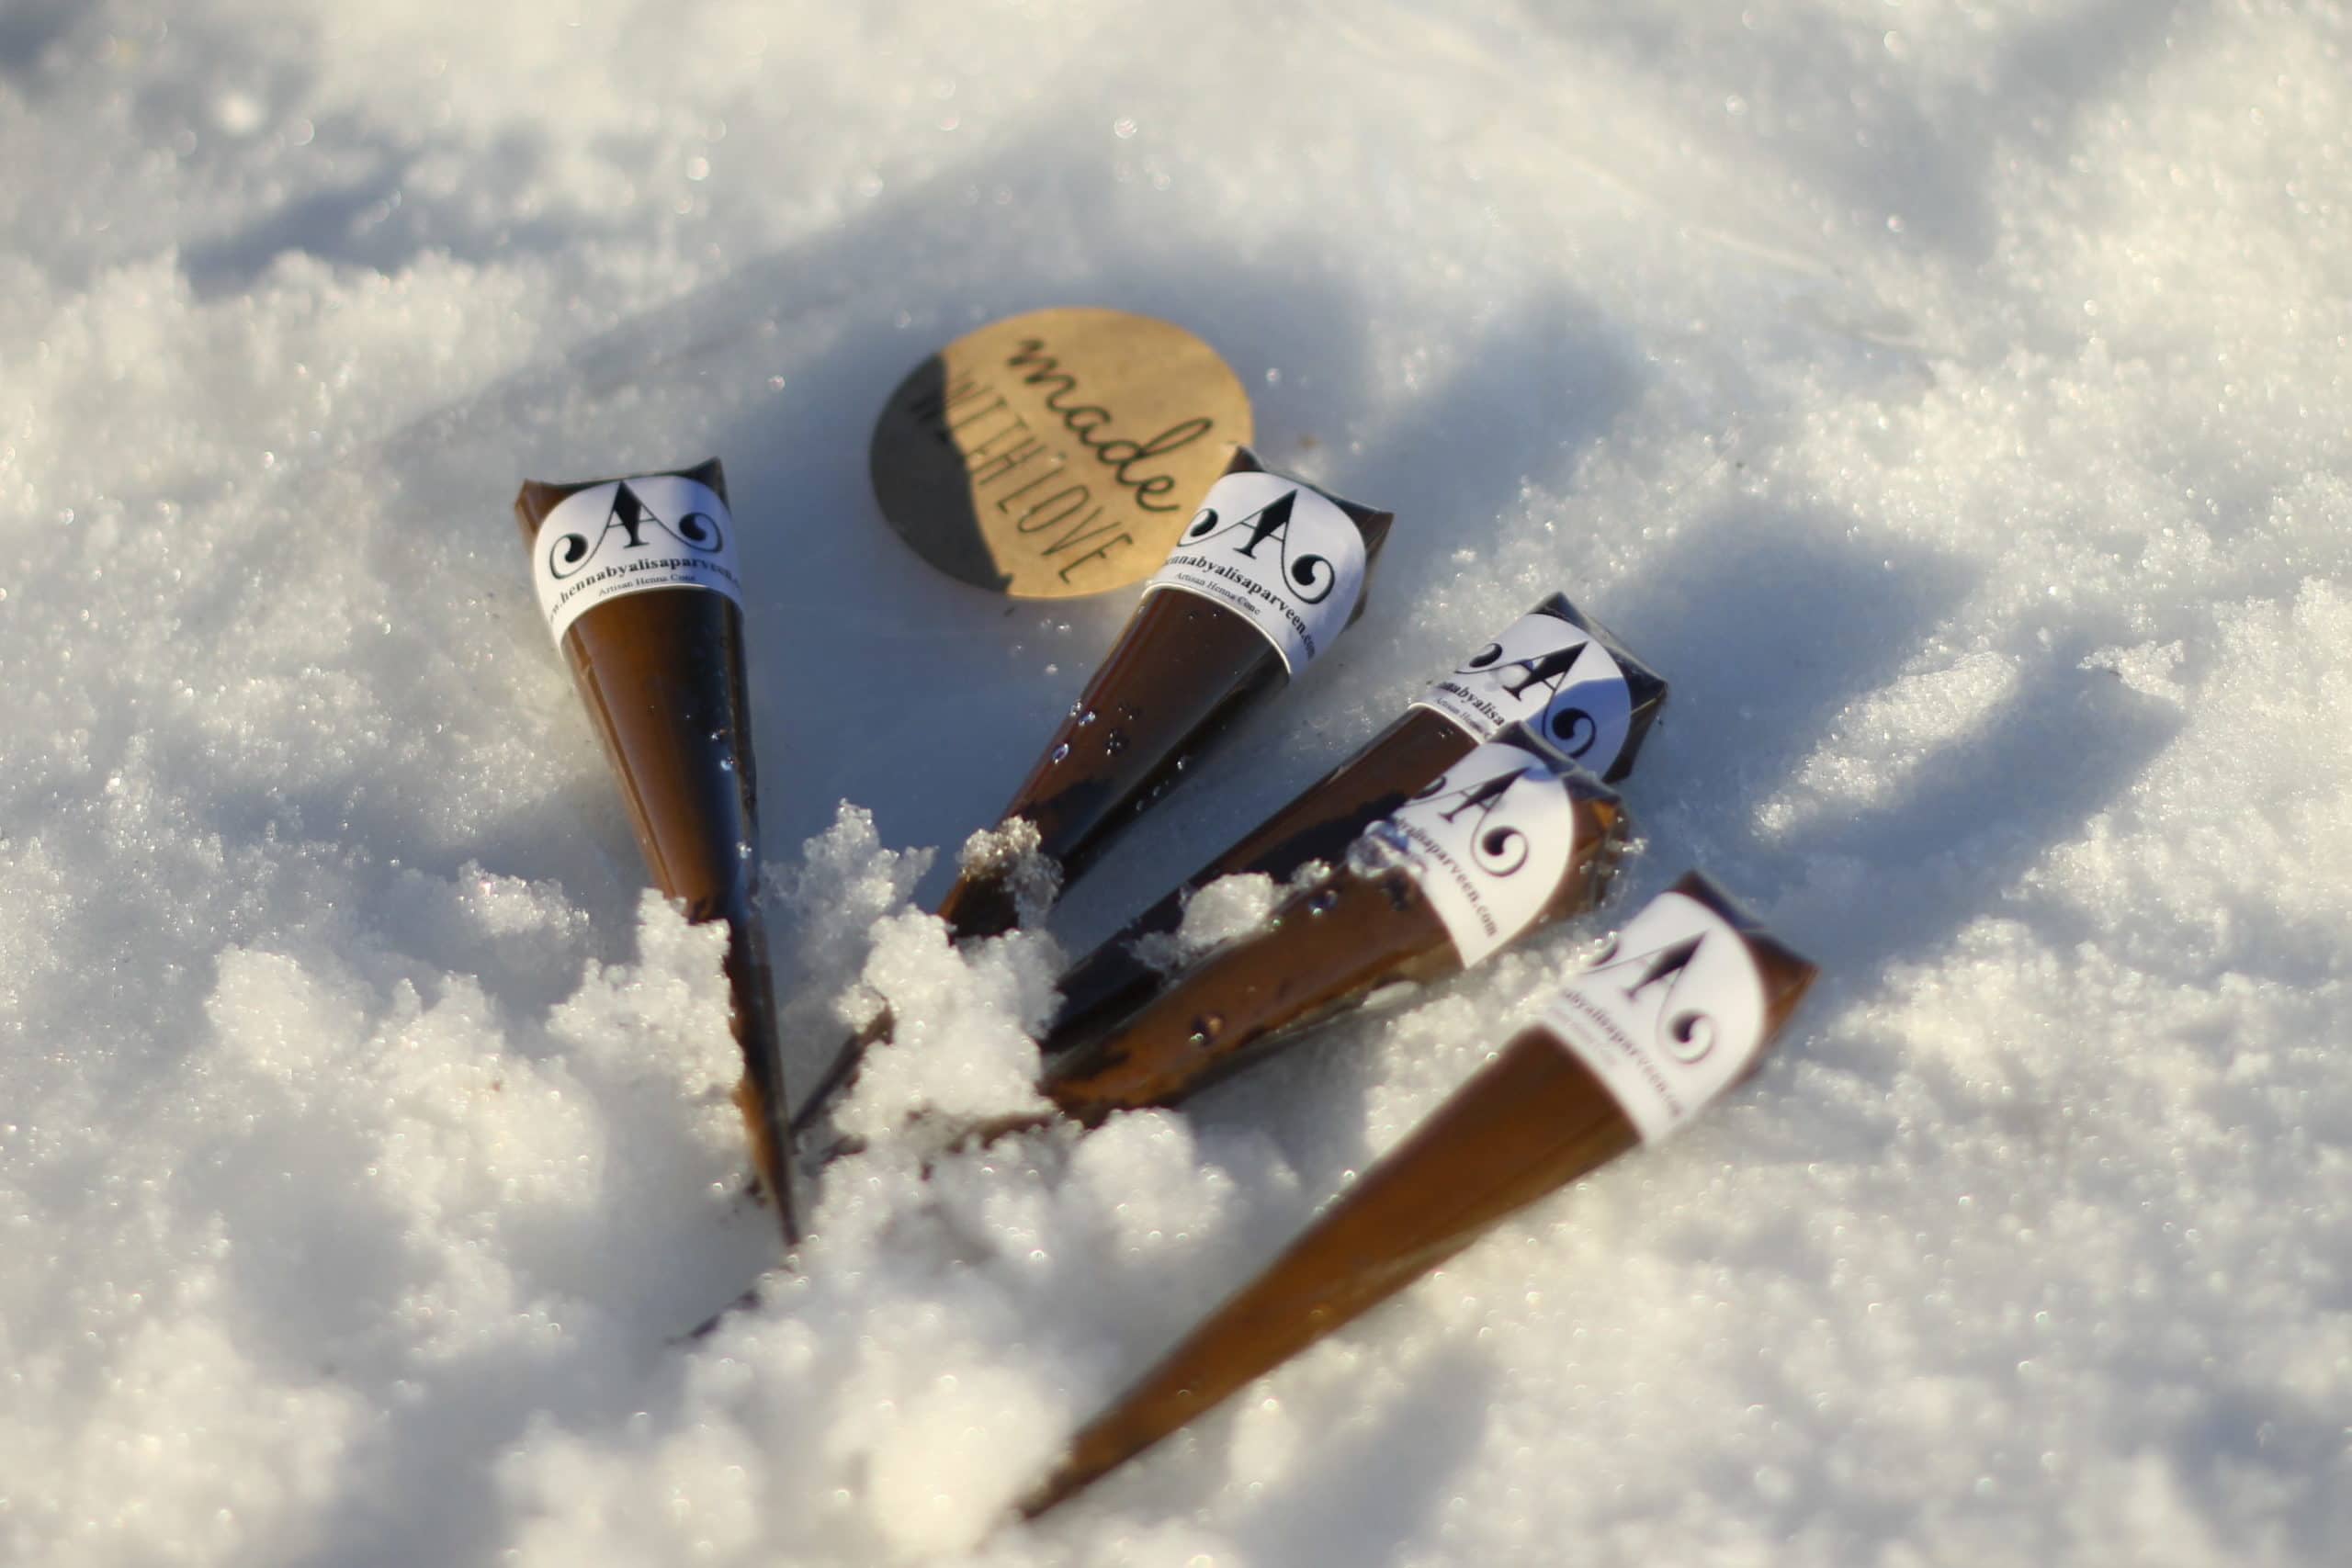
left=1361, top=739, right=1579, bottom=967
left=1413, top=610, right=1634, bottom=767
left=1536, top=891, right=1770, bottom=1142
left=531, top=475, right=744, bottom=644
left=1142, top=470, right=1366, bottom=673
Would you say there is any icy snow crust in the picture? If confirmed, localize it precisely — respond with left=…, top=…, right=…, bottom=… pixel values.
left=4, top=0, right=2349, bottom=1562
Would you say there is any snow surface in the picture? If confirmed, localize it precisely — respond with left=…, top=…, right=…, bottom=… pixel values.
left=4, top=0, right=2350, bottom=1562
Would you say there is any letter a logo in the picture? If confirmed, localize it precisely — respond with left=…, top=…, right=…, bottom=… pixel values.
left=1413, top=762, right=1535, bottom=876
left=1587, top=928, right=1716, bottom=1062
left=547, top=479, right=726, bottom=581
left=1181, top=485, right=1341, bottom=604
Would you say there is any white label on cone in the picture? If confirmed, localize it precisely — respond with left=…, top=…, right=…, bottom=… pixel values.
left=1412, top=610, right=1634, bottom=768
left=1142, top=470, right=1367, bottom=673
left=531, top=475, right=744, bottom=644
left=1536, top=890, right=1770, bottom=1142
left=1362, top=738, right=1580, bottom=968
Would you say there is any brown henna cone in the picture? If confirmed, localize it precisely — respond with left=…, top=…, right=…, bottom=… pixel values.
left=1043, top=592, right=1666, bottom=1061
left=938, top=446, right=1394, bottom=937
left=796, top=447, right=1394, bottom=1142
left=1041, top=724, right=1627, bottom=1122
left=514, top=459, right=797, bottom=1245
left=1018, top=872, right=1817, bottom=1518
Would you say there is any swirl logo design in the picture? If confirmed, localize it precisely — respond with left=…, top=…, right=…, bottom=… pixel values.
left=546, top=479, right=728, bottom=582
left=1180, top=486, right=1340, bottom=604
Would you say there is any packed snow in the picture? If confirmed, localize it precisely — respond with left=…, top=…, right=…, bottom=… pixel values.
left=4, top=0, right=2349, bottom=1563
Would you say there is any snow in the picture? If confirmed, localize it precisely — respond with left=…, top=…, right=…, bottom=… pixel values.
left=4, top=0, right=2350, bottom=1562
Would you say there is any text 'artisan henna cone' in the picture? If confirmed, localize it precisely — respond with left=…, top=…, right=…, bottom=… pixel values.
left=1042, top=724, right=1630, bottom=1122
left=793, top=446, right=1394, bottom=1138
left=1044, top=592, right=1667, bottom=1060
left=1019, top=872, right=1817, bottom=1518
left=514, top=460, right=797, bottom=1244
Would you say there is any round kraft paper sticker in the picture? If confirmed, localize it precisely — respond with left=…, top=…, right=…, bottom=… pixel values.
left=869, top=307, right=1255, bottom=599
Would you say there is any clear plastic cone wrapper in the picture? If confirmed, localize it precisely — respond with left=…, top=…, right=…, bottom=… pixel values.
left=1019, top=871, right=1817, bottom=1518
left=513, top=458, right=797, bottom=1244
left=1042, top=724, right=1631, bottom=1123
left=1043, top=591, right=1667, bottom=1060
left=795, top=446, right=1395, bottom=1136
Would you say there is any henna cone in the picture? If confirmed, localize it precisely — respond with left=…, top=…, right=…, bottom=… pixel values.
left=1019, top=872, right=1816, bottom=1517
left=1043, top=727, right=1628, bottom=1122
left=938, top=446, right=1395, bottom=937
left=514, top=459, right=797, bottom=1244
